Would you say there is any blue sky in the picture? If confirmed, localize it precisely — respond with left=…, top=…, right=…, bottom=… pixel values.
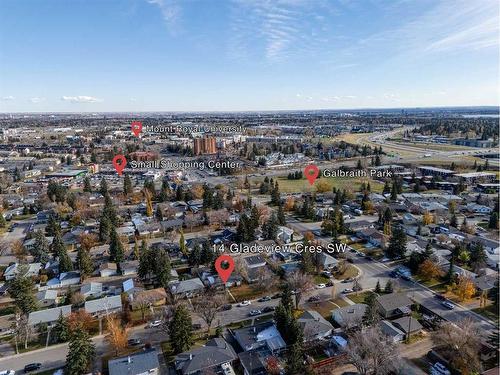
left=0, top=0, right=498, bottom=112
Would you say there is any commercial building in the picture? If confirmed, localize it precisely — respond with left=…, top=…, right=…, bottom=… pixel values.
left=193, top=136, right=217, bottom=155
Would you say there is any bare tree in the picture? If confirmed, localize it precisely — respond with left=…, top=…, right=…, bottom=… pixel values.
left=133, top=293, right=158, bottom=321
left=346, top=327, right=401, bottom=375
left=431, top=318, right=482, bottom=374
left=286, top=271, right=314, bottom=308
left=193, top=294, right=225, bottom=336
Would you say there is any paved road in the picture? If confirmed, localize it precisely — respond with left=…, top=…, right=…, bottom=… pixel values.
left=0, top=323, right=166, bottom=374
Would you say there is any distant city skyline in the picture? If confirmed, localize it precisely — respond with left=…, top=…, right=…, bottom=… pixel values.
left=0, top=0, right=498, bottom=112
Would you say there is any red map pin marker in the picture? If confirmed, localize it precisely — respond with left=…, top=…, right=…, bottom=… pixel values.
left=131, top=121, right=142, bottom=137
left=215, top=254, right=235, bottom=283
left=304, top=164, right=320, bottom=185
left=112, top=155, right=127, bottom=176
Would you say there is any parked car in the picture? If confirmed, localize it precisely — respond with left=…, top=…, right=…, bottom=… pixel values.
left=308, top=295, right=320, bottom=302
left=127, top=338, right=142, bottom=347
left=23, top=363, right=42, bottom=373
left=221, top=304, right=233, bottom=311
left=342, top=288, right=353, bottom=294
left=262, top=306, right=275, bottom=313
left=326, top=281, right=334, bottom=287
left=238, top=300, right=251, bottom=307
left=365, top=256, right=373, bottom=261
left=0, top=371, right=15, bottom=375
left=147, top=320, right=162, bottom=328
left=441, top=301, right=454, bottom=310
left=321, top=271, right=332, bottom=277
left=192, top=323, right=202, bottom=330
left=316, top=283, right=326, bottom=289
left=342, top=278, right=354, bottom=283
left=430, top=362, right=451, bottom=375
left=258, top=296, right=271, bottom=302
left=248, top=310, right=261, bottom=316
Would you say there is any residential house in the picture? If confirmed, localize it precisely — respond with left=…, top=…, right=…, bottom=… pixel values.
left=100, top=262, right=118, bottom=277
left=465, top=203, right=493, bottom=215
left=375, top=293, right=413, bottom=319
left=297, top=310, right=334, bottom=342
left=356, top=228, right=388, bottom=248
left=317, top=252, right=339, bottom=270
left=108, top=349, right=160, bottom=375
left=119, top=260, right=139, bottom=276
left=474, top=274, right=498, bottom=292
left=85, top=295, right=122, bottom=317
left=233, top=322, right=286, bottom=354
left=379, top=320, right=405, bottom=343
left=3, top=262, right=41, bottom=281
left=174, top=338, right=237, bottom=375
left=28, top=305, right=71, bottom=326
left=277, top=226, right=294, bottom=243
left=36, top=290, right=58, bottom=307
left=332, top=304, right=367, bottom=329
left=391, top=316, right=423, bottom=339
left=170, top=278, right=205, bottom=298
left=80, top=282, right=103, bottom=299
left=47, top=271, right=81, bottom=289
left=238, top=351, right=268, bottom=375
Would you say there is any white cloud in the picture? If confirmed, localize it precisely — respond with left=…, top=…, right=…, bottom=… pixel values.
left=146, top=0, right=181, bottom=33
left=30, top=97, right=45, bottom=103
left=61, top=96, right=101, bottom=103
left=1, top=96, right=14, bottom=101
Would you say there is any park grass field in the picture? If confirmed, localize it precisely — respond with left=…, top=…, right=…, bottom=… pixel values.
left=275, top=175, right=384, bottom=194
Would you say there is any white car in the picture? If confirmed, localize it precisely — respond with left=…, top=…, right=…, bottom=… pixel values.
left=342, top=288, right=353, bottom=294
left=0, top=371, right=15, bottom=375
left=238, top=300, right=251, bottom=307
left=441, top=301, right=454, bottom=310
left=147, top=320, right=162, bottom=328
left=316, top=283, right=326, bottom=289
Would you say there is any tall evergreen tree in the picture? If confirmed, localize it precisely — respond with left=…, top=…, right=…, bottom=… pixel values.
left=384, top=280, right=394, bottom=294
left=109, top=228, right=124, bottom=268
left=76, top=246, right=93, bottom=279
left=31, top=230, right=50, bottom=263
left=386, top=226, right=407, bottom=259
left=99, top=177, right=108, bottom=196
left=169, top=305, right=193, bottom=354
left=83, top=176, right=92, bottom=193
left=52, top=311, right=70, bottom=344
left=51, top=231, right=73, bottom=272
left=65, top=325, right=95, bottom=375
left=8, top=274, right=38, bottom=315
left=123, top=174, right=133, bottom=195
left=277, top=202, right=286, bottom=225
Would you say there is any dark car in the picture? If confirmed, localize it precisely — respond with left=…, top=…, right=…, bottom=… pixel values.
left=262, top=306, right=275, bottom=313
left=127, top=338, right=142, bottom=347
left=326, top=281, right=334, bottom=287
left=221, top=304, right=232, bottom=311
left=365, top=256, right=373, bottom=261
left=24, top=363, right=42, bottom=373
left=258, top=296, right=271, bottom=302
left=434, top=293, right=446, bottom=301
left=308, top=295, right=320, bottom=302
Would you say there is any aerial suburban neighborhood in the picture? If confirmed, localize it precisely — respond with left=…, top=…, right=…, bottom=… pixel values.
left=1, top=1, right=499, bottom=374
left=0, top=109, right=497, bottom=375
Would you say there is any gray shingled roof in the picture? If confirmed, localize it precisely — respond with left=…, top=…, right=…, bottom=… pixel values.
left=108, top=349, right=159, bottom=375
left=174, top=338, right=237, bottom=374
left=376, top=293, right=412, bottom=311
left=84, top=295, right=122, bottom=314
left=28, top=305, right=71, bottom=325
left=297, top=310, right=334, bottom=340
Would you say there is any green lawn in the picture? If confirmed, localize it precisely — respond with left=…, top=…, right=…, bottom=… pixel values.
left=347, top=291, right=372, bottom=304
left=335, top=264, right=359, bottom=280
left=275, top=176, right=384, bottom=194
left=230, top=284, right=275, bottom=302
left=314, top=275, right=330, bottom=284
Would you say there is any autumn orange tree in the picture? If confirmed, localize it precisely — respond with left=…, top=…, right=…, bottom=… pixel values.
left=455, top=275, right=476, bottom=301
left=418, top=260, right=443, bottom=281
left=422, top=211, right=434, bottom=225
left=105, top=315, right=129, bottom=356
